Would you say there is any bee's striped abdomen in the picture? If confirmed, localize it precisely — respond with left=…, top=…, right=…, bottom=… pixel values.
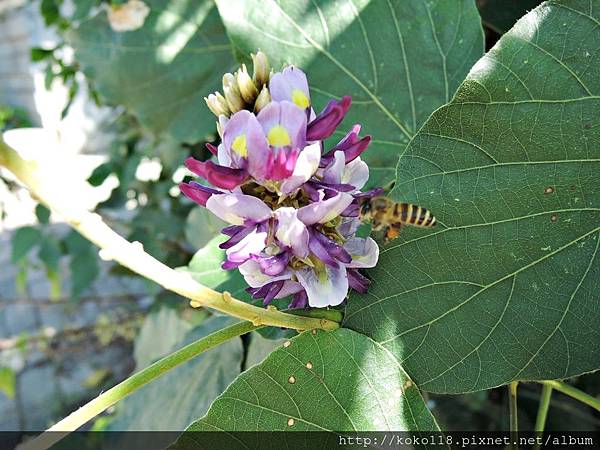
left=397, top=203, right=436, bottom=228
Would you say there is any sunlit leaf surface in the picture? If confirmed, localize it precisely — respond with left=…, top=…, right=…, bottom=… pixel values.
left=69, top=0, right=234, bottom=142
left=172, top=328, right=439, bottom=443
left=215, top=0, right=483, bottom=186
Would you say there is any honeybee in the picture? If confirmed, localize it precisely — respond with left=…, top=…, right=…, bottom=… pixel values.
left=359, top=197, right=437, bottom=241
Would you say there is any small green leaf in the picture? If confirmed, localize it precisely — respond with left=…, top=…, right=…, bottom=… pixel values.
left=184, top=207, right=227, bottom=251
left=66, top=233, right=100, bottom=299
left=174, top=329, right=439, bottom=439
left=214, top=0, right=484, bottom=186
left=87, top=162, right=113, bottom=187
left=38, top=237, right=61, bottom=268
left=11, top=226, right=43, bottom=263
left=0, top=367, right=16, bottom=399
left=184, top=236, right=252, bottom=302
left=30, top=47, right=55, bottom=62
left=35, top=204, right=51, bottom=224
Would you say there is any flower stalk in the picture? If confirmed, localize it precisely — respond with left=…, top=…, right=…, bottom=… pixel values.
left=0, top=135, right=340, bottom=331
left=19, top=320, right=260, bottom=450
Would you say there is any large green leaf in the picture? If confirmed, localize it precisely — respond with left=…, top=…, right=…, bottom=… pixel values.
left=215, top=0, right=484, bottom=186
left=68, top=0, right=234, bottom=142
left=108, top=316, right=242, bottom=431
left=172, top=328, right=439, bottom=442
left=345, top=0, right=600, bottom=393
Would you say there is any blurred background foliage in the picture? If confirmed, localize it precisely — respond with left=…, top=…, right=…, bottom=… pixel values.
left=0, top=0, right=598, bottom=436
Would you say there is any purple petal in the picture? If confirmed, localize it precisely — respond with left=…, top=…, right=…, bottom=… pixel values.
left=308, top=230, right=338, bottom=268
left=251, top=252, right=290, bottom=276
left=345, top=237, right=379, bottom=268
left=296, top=265, right=348, bottom=308
left=274, top=207, right=309, bottom=258
left=311, top=181, right=356, bottom=192
left=263, top=280, right=285, bottom=305
left=341, top=201, right=360, bottom=217
left=206, top=193, right=272, bottom=225
left=206, top=143, right=218, bottom=156
left=269, top=66, right=311, bottom=109
left=221, top=224, right=243, bottom=237
left=275, top=281, right=304, bottom=299
left=297, top=192, right=354, bottom=225
left=312, top=229, right=352, bottom=264
left=321, top=125, right=371, bottom=166
left=223, top=110, right=270, bottom=179
left=288, top=289, right=308, bottom=309
left=348, top=269, right=370, bottom=293
left=219, top=225, right=256, bottom=249
left=306, top=96, right=351, bottom=141
left=354, top=188, right=385, bottom=200
left=238, top=259, right=291, bottom=288
left=185, top=158, right=249, bottom=190
left=257, top=101, right=307, bottom=151
left=179, top=182, right=221, bottom=207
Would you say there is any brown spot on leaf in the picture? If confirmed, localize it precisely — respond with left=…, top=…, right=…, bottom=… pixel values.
left=551, top=215, right=558, bottom=222
left=544, top=187, right=554, bottom=194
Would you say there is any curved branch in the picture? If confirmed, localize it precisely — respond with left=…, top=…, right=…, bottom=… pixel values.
left=0, top=135, right=340, bottom=331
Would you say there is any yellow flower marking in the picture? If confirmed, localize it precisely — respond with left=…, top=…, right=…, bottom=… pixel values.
left=291, top=89, right=310, bottom=109
left=231, top=134, right=247, bottom=157
left=267, top=125, right=291, bottom=146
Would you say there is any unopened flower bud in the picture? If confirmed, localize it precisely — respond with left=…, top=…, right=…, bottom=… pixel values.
left=204, top=92, right=230, bottom=117
left=216, top=114, right=228, bottom=138
left=236, top=64, right=258, bottom=103
left=254, top=85, right=271, bottom=113
left=251, top=51, right=270, bottom=88
left=222, top=73, right=245, bottom=113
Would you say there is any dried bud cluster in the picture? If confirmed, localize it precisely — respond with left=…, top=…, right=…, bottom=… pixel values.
left=205, top=52, right=272, bottom=121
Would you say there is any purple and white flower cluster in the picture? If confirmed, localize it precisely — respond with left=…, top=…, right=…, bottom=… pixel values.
left=180, top=53, right=380, bottom=308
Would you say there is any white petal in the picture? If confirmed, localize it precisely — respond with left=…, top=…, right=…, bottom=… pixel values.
left=217, top=143, right=231, bottom=166
left=342, top=157, right=369, bottom=191
left=280, top=142, right=322, bottom=194
left=322, top=150, right=345, bottom=185
left=296, top=265, right=348, bottom=307
left=297, top=192, right=354, bottom=225
left=274, top=207, right=309, bottom=257
left=225, top=228, right=268, bottom=263
left=345, top=237, right=379, bottom=268
left=206, top=193, right=272, bottom=225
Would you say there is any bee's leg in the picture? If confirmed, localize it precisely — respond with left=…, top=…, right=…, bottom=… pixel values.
left=372, top=219, right=383, bottom=231
left=385, top=223, right=402, bottom=241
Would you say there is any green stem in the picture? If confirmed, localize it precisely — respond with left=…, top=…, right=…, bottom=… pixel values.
left=539, top=380, right=600, bottom=412
left=508, top=381, right=519, bottom=450
left=533, top=384, right=553, bottom=450
left=0, top=135, right=339, bottom=332
left=20, top=321, right=259, bottom=450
